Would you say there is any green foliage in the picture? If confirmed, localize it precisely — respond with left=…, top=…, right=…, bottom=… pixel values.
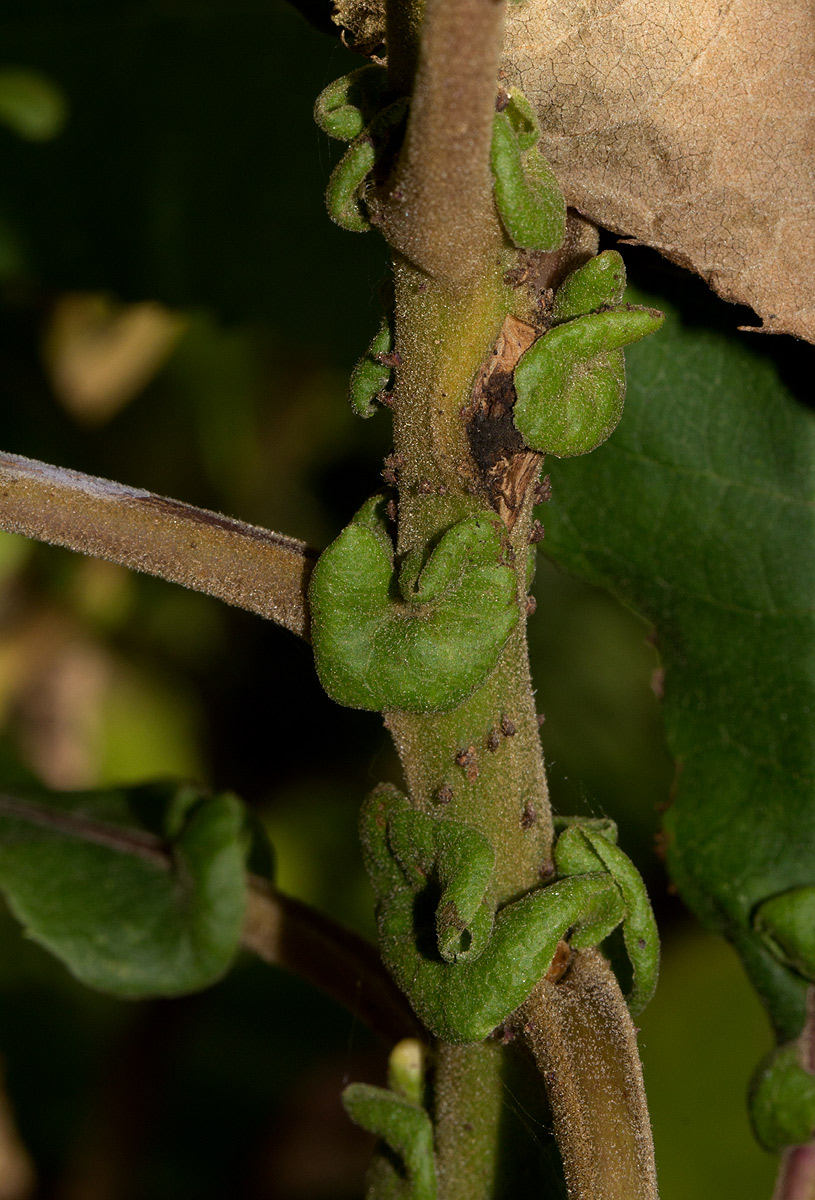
left=387, top=805, right=496, bottom=963
left=0, top=782, right=250, bottom=997
left=750, top=1042, right=815, bottom=1151
left=0, top=0, right=808, bottom=1183
left=316, top=76, right=567, bottom=252
left=554, top=819, right=659, bottom=1014
left=350, top=318, right=394, bottom=418
left=360, top=785, right=656, bottom=1041
left=326, top=135, right=379, bottom=233
left=342, top=1081, right=438, bottom=1200
left=753, top=887, right=815, bottom=981
left=309, top=497, right=519, bottom=713
left=542, top=271, right=815, bottom=1142
left=490, top=95, right=566, bottom=252
left=551, top=250, right=627, bottom=322
left=325, top=98, right=409, bottom=232
left=313, top=65, right=389, bottom=142
left=514, top=304, right=664, bottom=458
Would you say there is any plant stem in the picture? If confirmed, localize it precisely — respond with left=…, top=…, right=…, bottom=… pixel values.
left=385, top=259, right=554, bottom=900
left=376, top=0, right=566, bottom=1189
left=775, top=1147, right=815, bottom=1200
left=387, top=622, right=552, bottom=903
left=0, top=451, right=316, bottom=637
left=379, top=0, right=506, bottom=282
left=517, top=949, right=658, bottom=1200
left=432, top=1042, right=506, bottom=1199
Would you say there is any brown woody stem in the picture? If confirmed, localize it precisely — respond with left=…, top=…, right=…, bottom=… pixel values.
left=380, top=0, right=506, bottom=283
left=0, top=451, right=316, bottom=639
left=516, top=948, right=658, bottom=1200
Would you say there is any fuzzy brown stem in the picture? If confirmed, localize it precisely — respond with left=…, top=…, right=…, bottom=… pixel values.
left=515, top=948, right=659, bottom=1200
left=0, top=451, right=316, bottom=639
left=379, top=0, right=506, bottom=283
left=775, top=1146, right=815, bottom=1200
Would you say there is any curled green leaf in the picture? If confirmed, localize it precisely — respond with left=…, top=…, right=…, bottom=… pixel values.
left=501, top=88, right=540, bottom=152
left=0, top=782, right=250, bottom=997
left=313, top=65, right=388, bottom=142
left=750, top=1042, right=815, bottom=1152
left=754, top=887, right=815, bottom=982
left=513, top=307, right=664, bottom=457
left=556, top=820, right=660, bottom=1014
left=490, top=107, right=565, bottom=252
left=326, top=136, right=377, bottom=232
left=387, top=806, right=496, bottom=962
left=343, top=1082, right=438, bottom=1200
left=552, top=250, right=628, bottom=323
left=309, top=498, right=519, bottom=714
left=360, top=787, right=629, bottom=1042
left=349, top=319, right=394, bottom=418
left=325, top=98, right=408, bottom=233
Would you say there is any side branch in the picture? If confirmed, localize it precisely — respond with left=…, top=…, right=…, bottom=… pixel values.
left=515, top=948, right=658, bottom=1200
left=243, top=878, right=421, bottom=1045
left=0, top=451, right=316, bottom=639
left=381, top=0, right=506, bottom=282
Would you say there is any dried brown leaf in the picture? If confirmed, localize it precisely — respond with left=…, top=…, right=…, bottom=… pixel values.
left=502, top=0, right=815, bottom=341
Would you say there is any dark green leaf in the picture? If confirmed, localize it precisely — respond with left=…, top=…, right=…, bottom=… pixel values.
left=0, top=781, right=249, bottom=997
left=542, top=273, right=815, bottom=1047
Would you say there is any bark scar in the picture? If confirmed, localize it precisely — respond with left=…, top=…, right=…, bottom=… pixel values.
left=464, top=314, right=542, bottom=530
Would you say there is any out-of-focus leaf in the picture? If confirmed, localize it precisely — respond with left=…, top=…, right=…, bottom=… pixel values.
left=43, top=295, right=185, bottom=424
left=0, top=781, right=250, bottom=997
left=638, top=927, right=777, bottom=1199
left=0, top=68, right=66, bottom=141
left=542, top=273, right=815, bottom=1050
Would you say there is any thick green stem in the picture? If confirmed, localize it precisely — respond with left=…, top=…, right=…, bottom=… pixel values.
left=378, top=0, right=560, bottom=1188
left=381, top=0, right=507, bottom=282
left=390, top=261, right=506, bottom=545
left=386, top=622, right=552, bottom=904
left=385, top=246, right=553, bottom=902
left=433, top=1043, right=506, bottom=1199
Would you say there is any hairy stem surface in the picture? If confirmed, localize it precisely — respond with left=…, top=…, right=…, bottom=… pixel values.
left=378, top=0, right=563, bottom=1188
left=379, top=0, right=506, bottom=282
left=0, top=451, right=316, bottom=637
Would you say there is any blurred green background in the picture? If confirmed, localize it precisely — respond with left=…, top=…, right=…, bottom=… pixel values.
left=0, top=1, right=779, bottom=1196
